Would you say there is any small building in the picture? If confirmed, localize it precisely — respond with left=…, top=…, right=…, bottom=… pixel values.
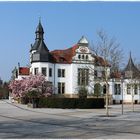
left=111, top=53, right=140, bottom=104
left=11, top=66, right=30, bottom=80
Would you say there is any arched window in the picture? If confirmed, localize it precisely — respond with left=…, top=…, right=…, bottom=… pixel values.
left=103, top=85, right=106, bottom=94
left=94, top=83, right=102, bottom=97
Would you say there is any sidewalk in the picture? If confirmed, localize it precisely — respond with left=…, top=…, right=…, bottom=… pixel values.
left=1, top=99, right=140, bottom=138
left=1, top=99, right=140, bottom=119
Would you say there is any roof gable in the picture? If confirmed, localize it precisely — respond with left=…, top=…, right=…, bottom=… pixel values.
left=19, top=67, right=30, bottom=75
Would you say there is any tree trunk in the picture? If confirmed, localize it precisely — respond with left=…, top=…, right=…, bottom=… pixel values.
left=106, top=84, right=109, bottom=116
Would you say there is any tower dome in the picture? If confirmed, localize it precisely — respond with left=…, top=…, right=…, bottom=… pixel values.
left=78, top=36, right=89, bottom=45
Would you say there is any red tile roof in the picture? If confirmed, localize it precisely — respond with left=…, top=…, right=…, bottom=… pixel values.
left=19, top=67, right=30, bottom=75
left=50, top=44, right=109, bottom=67
left=50, top=44, right=79, bottom=64
left=110, top=72, right=122, bottom=79
left=94, top=55, right=110, bottom=67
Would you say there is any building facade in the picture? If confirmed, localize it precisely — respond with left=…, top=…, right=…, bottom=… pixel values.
left=29, top=21, right=104, bottom=95
left=111, top=53, right=140, bottom=104
left=12, top=21, right=140, bottom=104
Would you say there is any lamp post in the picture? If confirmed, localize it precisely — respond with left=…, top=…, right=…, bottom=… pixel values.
left=121, top=76, right=124, bottom=115
left=132, top=84, right=134, bottom=112
left=130, top=69, right=134, bottom=112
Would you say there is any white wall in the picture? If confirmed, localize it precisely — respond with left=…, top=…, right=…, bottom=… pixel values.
left=15, top=75, right=29, bottom=80
left=30, top=62, right=54, bottom=83
left=54, top=64, right=73, bottom=94
left=111, top=78, right=140, bottom=103
left=71, top=63, right=94, bottom=94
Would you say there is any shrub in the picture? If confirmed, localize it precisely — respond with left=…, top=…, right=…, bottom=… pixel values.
left=20, top=97, right=29, bottom=104
left=38, top=97, right=104, bottom=109
left=78, top=86, right=88, bottom=99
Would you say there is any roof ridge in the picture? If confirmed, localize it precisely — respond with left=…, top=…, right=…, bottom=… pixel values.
left=50, top=44, right=78, bottom=53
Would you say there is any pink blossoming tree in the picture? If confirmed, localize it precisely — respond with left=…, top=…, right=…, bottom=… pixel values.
left=9, top=74, right=53, bottom=99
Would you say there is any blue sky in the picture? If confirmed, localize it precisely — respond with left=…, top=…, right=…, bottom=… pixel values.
left=0, top=2, right=140, bottom=81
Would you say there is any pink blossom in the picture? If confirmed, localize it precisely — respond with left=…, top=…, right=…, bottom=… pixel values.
left=9, top=74, right=53, bottom=98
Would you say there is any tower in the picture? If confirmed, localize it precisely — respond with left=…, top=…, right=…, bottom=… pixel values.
left=124, top=52, right=140, bottom=78
left=30, top=20, right=50, bottom=63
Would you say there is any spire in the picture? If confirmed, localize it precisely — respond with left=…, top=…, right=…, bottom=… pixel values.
left=39, top=16, right=41, bottom=24
left=130, top=51, right=131, bottom=58
left=129, top=51, right=132, bottom=64
left=127, top=51, right=135, bottom=71
left=35, top=19, right=44, bottom=40
left=124, top=52, right=140, bottom=78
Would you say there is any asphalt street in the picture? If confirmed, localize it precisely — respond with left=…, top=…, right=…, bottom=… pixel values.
left=0, top=99, right=140, bottom=138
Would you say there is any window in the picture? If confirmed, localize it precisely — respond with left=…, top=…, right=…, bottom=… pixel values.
left=49, top=68, right=52, bottom=77
left=86, top=55, right=88, bottom=60
left=15, top=70, right=18, bottom=78
left=34, top=68, right=39, bottom=75
left=58, top=69, right=61, bottom=77
left=58, top=69, right=65, bottom=77
left=114, top=84, right=121, bottom=95
left=82, top=55, right=84, bottom=59
left=94, top=70, right=97, bottom=78
left=103, top=85, right=106, bottom=94
left=78, top=55, right=81, bottom=59
left=78, top=68, right=89, bottom=86
left=102, top=71, right=105, bottom=78
left=48, top=81, right=53, bottom=86
left=94, top=83, right=102, bottom=96
left=127, top=84, right=131, bottom=95
left=41, top=67, right=47, bottom=76
left=134, top=85, right=138, bottom=95
left=58, top=82, right=65, bottom=94
left=62, top=69, right=65, bottom=77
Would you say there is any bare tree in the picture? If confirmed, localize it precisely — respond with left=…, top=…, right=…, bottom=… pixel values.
left=91, top=29, right=123, bottom=116
left=92, top=30, right=123, bottom=72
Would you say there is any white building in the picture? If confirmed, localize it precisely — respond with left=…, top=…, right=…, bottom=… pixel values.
left=111, top=53, right=140, bottom=104
left=12, top=21, right=140, bottom=104
left=29, top=21, right=112, bottom=96
left=11, top=66, right=30, bottom=80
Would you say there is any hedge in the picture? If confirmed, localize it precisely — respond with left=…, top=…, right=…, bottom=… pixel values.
left=38, top=97, right=105, bottom=109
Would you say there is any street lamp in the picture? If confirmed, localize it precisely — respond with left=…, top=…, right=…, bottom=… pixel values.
left=130, top=71, right=134, bottom=112
left=121, top=75, right=124, bottom=115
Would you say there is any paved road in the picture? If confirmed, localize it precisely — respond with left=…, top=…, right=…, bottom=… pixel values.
left=0, top=99, right=140, bottom=138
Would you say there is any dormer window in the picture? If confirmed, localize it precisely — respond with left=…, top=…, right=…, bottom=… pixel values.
left=59, top=57, right=65, bottom=62
left=78, top=55, right=81, bottom=59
